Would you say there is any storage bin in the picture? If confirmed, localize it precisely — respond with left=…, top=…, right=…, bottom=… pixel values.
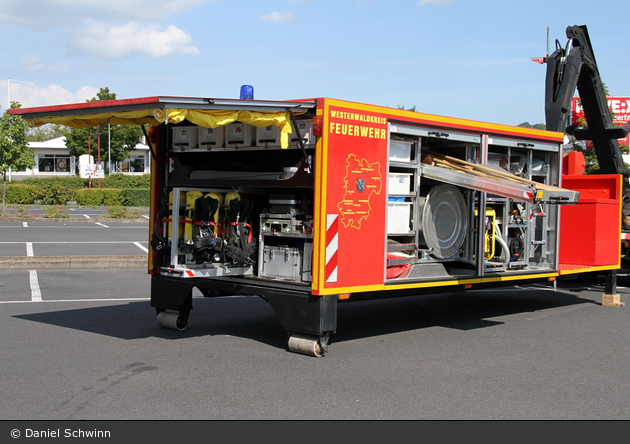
left=199, top=126, right=225, bottom=148
left=387, top=202, right=411, bottom=233
left=388, top=173, right=412, bottom=194
left=172, top=126, right=199, bottom=151
left=225, top=123, right=256, bottom=147
left=389, top=140, right=412, bottom=162
left=255, top=119, right=315, bottom=148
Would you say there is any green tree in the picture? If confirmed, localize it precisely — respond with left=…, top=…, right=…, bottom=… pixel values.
left=0, top=102, right=35, bottom=213
left=65, top=87, right=145, bottom=167
left=27, top=124, right=70, bottom=142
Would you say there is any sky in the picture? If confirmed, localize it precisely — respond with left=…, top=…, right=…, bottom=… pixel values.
left=1, top=0, right=628, bottom=127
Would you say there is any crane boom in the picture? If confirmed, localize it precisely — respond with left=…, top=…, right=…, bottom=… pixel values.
left=545, top=25, right=630, bottom=177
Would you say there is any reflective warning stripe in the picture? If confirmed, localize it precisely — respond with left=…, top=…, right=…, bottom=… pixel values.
left=325, top=214, right=338, bottom=283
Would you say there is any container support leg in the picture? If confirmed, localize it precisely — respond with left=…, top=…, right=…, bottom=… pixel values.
left=603, top=269, right=625, bottom=307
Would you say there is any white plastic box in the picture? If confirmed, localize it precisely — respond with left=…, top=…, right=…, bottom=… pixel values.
left=172, top=127, right=199, bottom=151
left=387, top=201, right=411, bottom=233
left=225, top=123, right=256, bottom=147
left=256, top=125, right=280, bottom=147
left=389, top=140, right=412, bottom=163
left=199, top=126, right=225, bottom=148
left=291, top=119, right=314, bottom=146
left=388, top=173, right=412, bottom=195
left=255, top=119, right=315, bottom=148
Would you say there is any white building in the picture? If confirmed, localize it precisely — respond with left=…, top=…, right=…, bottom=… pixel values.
left=10, top=136, right=151, bottom=179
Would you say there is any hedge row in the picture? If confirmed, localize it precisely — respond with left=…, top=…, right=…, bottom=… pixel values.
left=4, top=184, right=39, bottom=205
left=16, top=174, right=151, bottom=190
left=3, top=184, right=150, bottom=207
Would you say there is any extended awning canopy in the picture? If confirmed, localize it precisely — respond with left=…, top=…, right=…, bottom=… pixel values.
left=9, top=96, right=316, bottom=149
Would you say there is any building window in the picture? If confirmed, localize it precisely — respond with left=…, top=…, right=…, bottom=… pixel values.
left=121, top=155, right=145, bottom=173
left=39, top=155, right=70, bottom=172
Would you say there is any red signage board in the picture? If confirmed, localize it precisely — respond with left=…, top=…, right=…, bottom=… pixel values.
left=572, top=96, right=630, bottom=146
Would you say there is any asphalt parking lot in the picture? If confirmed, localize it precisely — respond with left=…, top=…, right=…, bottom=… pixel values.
left=0, top=211, right=149, bottom=269
left=1, top=265, right=629, bottom=421
left=1, top=214, right=629, bottom=423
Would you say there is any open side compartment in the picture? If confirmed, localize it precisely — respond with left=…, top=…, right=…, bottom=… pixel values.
left=385, top=124, right=577, bottom=282
left=155, top=117, right=317, bottom=287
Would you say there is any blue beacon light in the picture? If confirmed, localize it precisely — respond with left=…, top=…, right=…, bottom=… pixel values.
left=240, top=85, right=254, bottom=100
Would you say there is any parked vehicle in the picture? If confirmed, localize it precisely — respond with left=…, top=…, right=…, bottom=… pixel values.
left=10, top=25, right=624, bottom=356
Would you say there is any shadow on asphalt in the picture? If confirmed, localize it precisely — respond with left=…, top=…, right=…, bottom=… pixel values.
left=336, top=283, right=602, bottom=343
left=13, top=297, right=288, bottom=350
left=13, top=279, right=602, bottom=352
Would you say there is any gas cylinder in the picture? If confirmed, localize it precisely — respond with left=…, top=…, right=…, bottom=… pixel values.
left=183, top=190, right=203, bottom=244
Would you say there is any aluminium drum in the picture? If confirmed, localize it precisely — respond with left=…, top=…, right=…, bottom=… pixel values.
left=418, top=184, right=468, bottom=259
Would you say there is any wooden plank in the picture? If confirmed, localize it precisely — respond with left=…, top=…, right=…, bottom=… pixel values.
left=427, top=151, right=558, bottom=191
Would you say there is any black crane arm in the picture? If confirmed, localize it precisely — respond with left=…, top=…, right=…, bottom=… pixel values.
left=545, top=25, right=630, bottom=177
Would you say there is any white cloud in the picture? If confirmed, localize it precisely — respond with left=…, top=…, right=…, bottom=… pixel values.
left=21, top=56, right=42, bottom=67
left=0, top=0, right=213, bottom=28
left=0, top=0, right=207, bottom=59
left=70, top=0, right=212, bottom=21
left=20, top=56, right=70, bottom=73
left=259, top=12, right=297, bottom=24
left=73, top=22, right=200, bottom=58
left=6, top=83, right=99, bottom=109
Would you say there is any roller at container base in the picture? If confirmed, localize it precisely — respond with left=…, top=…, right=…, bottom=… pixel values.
left=9, top=26, right=625, bottom=356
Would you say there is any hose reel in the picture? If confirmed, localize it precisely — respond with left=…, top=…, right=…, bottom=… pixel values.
left=418, top=184, right=468, bottom=260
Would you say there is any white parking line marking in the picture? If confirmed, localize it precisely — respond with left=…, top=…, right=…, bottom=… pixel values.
left=0, top=295, right=219, bottom=304
left=133, top=242, right=149, bottom=253
left=26, top=242, right=34, bottom=257
left=22, top=222, right=28, bottom=228
left=95, top=222, right=109, bottom=228
left=0, top=298, right=150, bottom=304
left=29, top=270, right=42, bottom=302
left=83, top=214, right=91, bottom=219
left=141, top=215, right=149, bottom=219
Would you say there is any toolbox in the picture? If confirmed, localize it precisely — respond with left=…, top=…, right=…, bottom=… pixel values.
left=260, top=246, right=303, bottom=281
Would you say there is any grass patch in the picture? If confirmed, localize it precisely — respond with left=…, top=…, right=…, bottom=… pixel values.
left=43, top=207, right=70, bottom=218
left=103, top=206, right=142, bottom=219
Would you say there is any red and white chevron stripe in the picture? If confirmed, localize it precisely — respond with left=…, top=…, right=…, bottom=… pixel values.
left=325, top=214, right=339, bottom=283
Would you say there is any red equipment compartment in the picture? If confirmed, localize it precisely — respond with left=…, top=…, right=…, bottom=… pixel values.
left=558, top=174, right=621, bottom=270
left=562, top=151, right=586, bottom=176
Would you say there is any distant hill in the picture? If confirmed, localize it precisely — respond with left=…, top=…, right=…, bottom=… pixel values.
left=518, top=122, right=546, bottom=130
